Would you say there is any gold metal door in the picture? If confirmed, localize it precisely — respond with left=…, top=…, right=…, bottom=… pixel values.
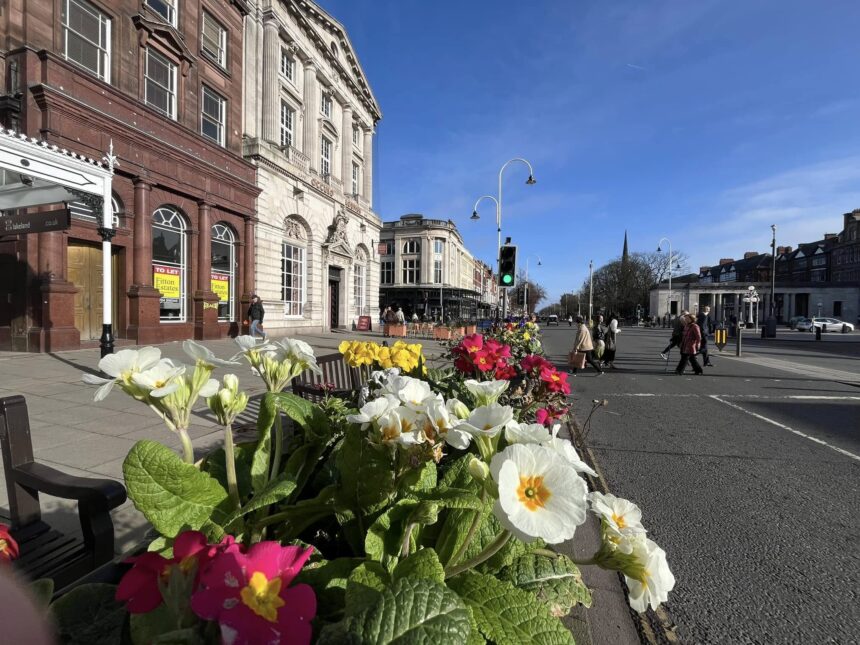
left=68, top=243, right=103, bottom=340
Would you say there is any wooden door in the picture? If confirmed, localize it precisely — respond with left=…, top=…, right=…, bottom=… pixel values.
left=68, top=243, right=103, bottom=340
left=329, top=280, right=339, bottom=329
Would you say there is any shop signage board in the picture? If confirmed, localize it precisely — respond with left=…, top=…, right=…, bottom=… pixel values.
left=211, top=272, right=230, bottom=302
left=357, top=316, right=372, bottom=331
left=153, top=264, right=182, bottom=301
left=1, top=208, right=70, bottom=235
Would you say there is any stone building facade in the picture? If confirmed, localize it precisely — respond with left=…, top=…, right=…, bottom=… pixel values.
left=0, top=0, right=259, bottom=351
left=378, top=214, right=499, bottom=321
left=242, top=0, right=381, bottom=332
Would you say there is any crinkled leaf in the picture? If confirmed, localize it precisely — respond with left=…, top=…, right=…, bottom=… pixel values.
left=399, top=459, right=437, bottom=494
left=270, top=391, right=315, bottom=428
left=283, top=442, right=327, bottom=499
left=336, top=425, right=396, bottom=514
left=274, top=485, right=338, bottom=541
left=295, top=557, right=363, bottom=621
left=321, top=577, right=470, bottom=645
left=440, top=454, right=477, bottom=490
left=123, top=440, right=229, bottom=537
left=201, top=441, right=255, bottom=501
left=130, top=605, right=176, bottom=645
left=345, top=561, right=390, bottom=616
left=448, top=571, right=574, bottom=645
left=51, top=583, right=126, bottom=645
left=223, top=474, right=297, bottom=527
left=365, top=500, right=419, bottom=568
left=408, top=500, right=440, bottom=526
left=413, top=487, right=484, bottom=510
left=251, top=395, right=276, bottom=493
left=393, top=548, right=445, bottom=584
left=465, top=605, right=488, bottom=645
left=29, top=578, right=54, bottom=607
left=499, top=553, right=592, bottom=616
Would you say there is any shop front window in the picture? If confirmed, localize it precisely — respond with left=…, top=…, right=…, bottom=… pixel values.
left=152, top=206, right=186, bottom=322
left=211, top=223, right=235, bottom=321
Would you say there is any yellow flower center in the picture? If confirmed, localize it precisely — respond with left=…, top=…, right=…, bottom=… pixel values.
left=401, top=418, right=415, bottom=433
left=381, top=423, right=400, bottom=442
left=240, top=571, right=285, bottom=623
left=611, top=512, right=626, bottom=529
left=517, top=475, right=551, bottom=511
left=0, top=538, right=9, bottom=554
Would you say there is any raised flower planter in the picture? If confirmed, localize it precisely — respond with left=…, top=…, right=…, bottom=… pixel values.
left=384, top=323, right=407, bottom=337
left=433, top=326, right=452, bottom=340
left=465, top=324, right=477, bottom=335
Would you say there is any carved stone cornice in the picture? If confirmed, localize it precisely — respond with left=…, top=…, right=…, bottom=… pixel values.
left=132, top=14, right=197, bottom=77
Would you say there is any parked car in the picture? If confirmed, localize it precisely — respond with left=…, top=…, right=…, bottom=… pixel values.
left=788, top=315, right=810, bottom=330
left=798, top=317, right=855, bottom=332
left=546, top=315, right=559, bottom=326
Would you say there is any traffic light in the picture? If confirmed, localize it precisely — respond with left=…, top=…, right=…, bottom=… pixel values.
left=498, top=245, right=517, bottom=287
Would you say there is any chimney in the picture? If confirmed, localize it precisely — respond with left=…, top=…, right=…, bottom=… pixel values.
left=719, top=258, right=734, bottom=265
left=776, top=246, right=786, bottom=255
left=823, top=233, right=837, bottom=240
left=784, top=246, right=792, bottom=254
left=743, top=251, right=758, bottom=259
left=699, top=266, right=710, bottom=273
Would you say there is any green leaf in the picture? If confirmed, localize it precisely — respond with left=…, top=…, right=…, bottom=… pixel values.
left=345, top=561, right=390, bottom=616
left=201, top=441, right=255, bottom=501
left=223, top=474, right=297, bottom=527
left=270, top=391, right=315, bottom=428
left=336, top=425, right=396, bottom=514
left=51, top=583, right=126, bottom=645
left=399, top=459, right=437, bottom=493
left=499, top=553, right=592, bottom=616
left=271, top=486, right=338, bottom=541
left=130, top=605, right=176, bottom=645
left=252, top=395, right=276, bottom=494
left=440, top=454, right=477, bottom=490
left=29, top=578, right=54, bottom=607
left=123, top=440, right=229, bottom=537
left=393, top=548, right=445, bottom=584
left=321, top=577, right=471, bottom=645
left=282, top=442, right=327, bottom=499
left=152, top=628, right=203, bottom=644
left=295, top=557, right=363, bottom=622
left=465, top=605, right=488, bottom=645
left=365, top=500, right=419, bottom=567
left=448, top=571, right=574, bottom=645
left=413, top=487, right=484, bottom=510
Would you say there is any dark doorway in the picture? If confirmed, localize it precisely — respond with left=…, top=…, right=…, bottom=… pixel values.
left=328, top=266, right=341, bottom=329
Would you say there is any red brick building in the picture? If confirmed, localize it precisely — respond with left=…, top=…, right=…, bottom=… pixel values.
left=0, top=0, right=259, bottom=351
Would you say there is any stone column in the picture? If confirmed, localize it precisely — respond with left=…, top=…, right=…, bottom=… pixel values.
left=302, top=61, right=318, bottom=169
left=129, top=178, right=161, bottom=344
left=261, top=19, right=280, bottom=144
left=341, top=103, right=353, bottom=189
left=363, top=128, right=373, bottom=206
left=243, top=14, right=259, bottom=139
left=240, top=216, right=256, bottom=334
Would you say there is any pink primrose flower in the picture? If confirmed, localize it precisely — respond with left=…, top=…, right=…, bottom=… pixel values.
left=0, top=524, right=19, bottom=564
left=521, top=354, right=551, bottom=374
left=461, top=334, right=484, bottom=354
left=191, top=542, right=316, bottom=645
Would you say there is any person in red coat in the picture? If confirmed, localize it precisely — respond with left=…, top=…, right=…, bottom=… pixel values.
left=676, top=313, right=704, bottom=375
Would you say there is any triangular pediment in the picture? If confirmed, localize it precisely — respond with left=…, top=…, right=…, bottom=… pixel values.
left=324, top=240, right=353, bottom=257
left=133, top=14, right=197, bottom=75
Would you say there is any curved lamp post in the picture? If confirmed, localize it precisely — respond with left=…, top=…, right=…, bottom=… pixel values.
left=524, top=255, right=542, bottom=316
left=471, top=158, right=536, bottom=318
left=657, top=237, right=681, bottom=317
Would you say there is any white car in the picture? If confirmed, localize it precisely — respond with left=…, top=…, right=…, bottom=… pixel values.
left=798, top=317, right=854, bottom=332
left=546, top=315, right=559, bottom=326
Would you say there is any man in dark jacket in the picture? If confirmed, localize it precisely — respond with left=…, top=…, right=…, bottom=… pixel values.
left=247, top=295, right=268, bottom=341
left=697, top=305, right=714, bottom=366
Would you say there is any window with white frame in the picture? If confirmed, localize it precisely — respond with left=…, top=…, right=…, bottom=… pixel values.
left=351, top=162, right=360, bottom=196
left=211, top=223, right=235, bottom=321
left=201, top=11, right=227, bottom=67
left=280, top=49, right=295, bottom=83
left=352, top=126, right=360, bottom=146
left=321, top=92, right=332, bottom=118
left=353, top=264, right=365, bottom=314
left=320, top=137, right=332, bottom=177
left=434, top=238, right=444, bottom=254
left=282, top=242, right=305, bottom=316
left=145, top=48, right=177, bottom=119
left=403, top=239, right=420, bottom=254
left=145, top=0, right=176, bottom=26
left=152, top=206, right=186, bottom=322
left=280, top=102, right=294, bottom=148
left=402, top=258, right=420, bottom=284
left=434, top=259, right=442, bottom=284
left=62, top=0, right=111, bottom=82
left=381, top=260, right=394, bottom=284
left=201, top=86, right=225, bottom=146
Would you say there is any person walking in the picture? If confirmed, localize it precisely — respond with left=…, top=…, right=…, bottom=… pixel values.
left=570, top=315, right=604, bottom=375
left=697, top=305, right=715, bottom=367
left=660, top=309, right=688, bottom=360
left=676, top=313, right=704, bottom=375
left=567, top=314, right=573, bottom=327
left=247, top=295, right=268, bottom=341
left=395, top=307, right=405, bottom=324
left=603, top=313, right=619, bottom=369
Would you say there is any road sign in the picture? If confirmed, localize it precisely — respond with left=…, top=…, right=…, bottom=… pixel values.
left=714, top=327, right=727, bottom=350
left=1, top=208, right=70, bottom=235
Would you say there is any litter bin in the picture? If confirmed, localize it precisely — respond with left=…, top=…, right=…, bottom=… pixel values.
left=815, top=327, right=822, bottom=341
left=764, top=317, right=777, bottom=338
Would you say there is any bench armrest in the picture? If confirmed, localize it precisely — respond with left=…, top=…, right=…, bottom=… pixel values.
left=13, top=462, right=127, bottom=510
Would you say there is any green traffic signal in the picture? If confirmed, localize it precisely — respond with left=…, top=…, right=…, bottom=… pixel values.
left=502, top=274, right=513, bottom=284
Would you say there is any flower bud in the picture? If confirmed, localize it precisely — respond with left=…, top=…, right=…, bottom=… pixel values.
left=468, top=457, right=490, bottom=482
left=223, top=373, right=239, bottom=394
left=218, top=388, right=233, bottom=409
left=447, top=398, right=470, bottom=420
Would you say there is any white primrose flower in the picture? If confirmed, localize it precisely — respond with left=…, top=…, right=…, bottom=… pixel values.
left=445, top=398, right=470, bottom=420
left=423, top=398, right=471, bottom=449
left=233, top=335, right=274, bottom=354
left=625, top=539, right=676, bottom=613
left=375, top=408, right=421, bottom=446
left=459, top=403, right=515, bottom=438
left=131, top=359, right=185, bottom=398
left=183, top=339, right=242, bottom=367
left=396, top=378, right=434, bottom=411
left=369, top=367, right=400, bottom=386
left=83, top=347, right=162, bottom=401
left=545, top=425, right=597, bottom=476
left=347, top=397, right=398, bottom=427
left=274, top=338, right=321, bottom=374
left=464, top=379, right=509, bottom=406
left=199, top=378, right=220, bottom=398
left=505, top=422, right=551, bottom=445
left=490, top=443, right=588, bottom=544
left=588, top=492, right=645, bottom=535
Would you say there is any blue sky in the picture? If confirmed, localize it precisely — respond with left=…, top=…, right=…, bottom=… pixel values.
left=318, top=0, right=860, bottom=303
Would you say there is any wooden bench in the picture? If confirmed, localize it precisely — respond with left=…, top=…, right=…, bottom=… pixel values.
left=0, top=395, right=127, bottom=591
left=292, top=352, right=370, bottom=403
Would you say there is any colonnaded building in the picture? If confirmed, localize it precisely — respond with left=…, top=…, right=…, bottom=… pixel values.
left=242, top=0, right=381, bottom=333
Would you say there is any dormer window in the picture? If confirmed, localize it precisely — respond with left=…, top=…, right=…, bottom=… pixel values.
left=145, top=0, right=177, bottom=27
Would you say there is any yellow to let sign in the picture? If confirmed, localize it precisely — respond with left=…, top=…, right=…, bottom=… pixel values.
left=153, top=264, right=181, bottom=299
left=211, top=272, right=230, bottom=303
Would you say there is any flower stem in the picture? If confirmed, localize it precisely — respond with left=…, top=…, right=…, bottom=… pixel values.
left=269, top=412, right=283, bottom=482
left=223, top=423, right=240, bottom=510
left=446, top=490, right=487, bottom=568
left=445, top=530, right=512, bottom=579
left=178, top=428, right=194, bottom=464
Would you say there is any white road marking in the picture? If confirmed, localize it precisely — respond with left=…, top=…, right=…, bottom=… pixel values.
left=720, top=353, right=860, bottom=383
left=609, top=393, right=860, bottom=400
left=709, top=395, right=860, bottom=463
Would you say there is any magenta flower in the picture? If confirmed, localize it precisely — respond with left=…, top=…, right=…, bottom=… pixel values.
left=191, top=542, right=316, bottom=645
left=116, top=531, right=240, bottom=614
left=0, top=524, right=19, bottom=564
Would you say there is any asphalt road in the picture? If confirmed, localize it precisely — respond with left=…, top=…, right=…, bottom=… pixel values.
left=540, top=324, right=860, bottom=644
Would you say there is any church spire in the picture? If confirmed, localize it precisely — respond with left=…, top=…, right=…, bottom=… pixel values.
left=622, top=230, right=629, bottom=263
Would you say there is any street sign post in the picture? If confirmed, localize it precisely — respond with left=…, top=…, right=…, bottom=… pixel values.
left=1, top=208, right=70, bottom=235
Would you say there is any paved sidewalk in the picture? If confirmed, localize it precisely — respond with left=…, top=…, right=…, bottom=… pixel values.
left=0, top=330, right=450, bottom=553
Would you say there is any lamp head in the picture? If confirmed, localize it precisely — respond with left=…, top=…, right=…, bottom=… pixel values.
left=526, top=175, right=536, bottom=185
left=656, top=245, right=662, bottom=252
left=470, top=210, right=480, bottom=221
left=538, top=260, right=542, bottom=266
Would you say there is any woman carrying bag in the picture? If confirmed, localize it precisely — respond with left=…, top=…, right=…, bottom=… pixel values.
left=603, top=313, right=619, bottom=369
left=569, top=315, right=604, bottom=376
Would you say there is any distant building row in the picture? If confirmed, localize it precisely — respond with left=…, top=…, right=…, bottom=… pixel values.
left=650, top=209, right=860, bottom=324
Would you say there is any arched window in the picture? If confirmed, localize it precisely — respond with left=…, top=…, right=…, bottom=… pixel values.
left=403, top=239, right=420, bottom=254
left=68, top=194, right=122, bottom=227
left=152, top=206, right=187, bottom=322
left=282, top=217, right=307, bottom=317
left=211, top=223, right=236, bottom=321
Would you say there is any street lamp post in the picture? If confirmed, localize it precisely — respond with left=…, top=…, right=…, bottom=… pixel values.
left=657, top=237, right=673, bottom=318
left=770, top=224, right=777, bottom=318
left=524, top=255, right=542, bottom=316
left=588, top=260, right=593, bottom=324
left=471, top=158, right=536, bottom=320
